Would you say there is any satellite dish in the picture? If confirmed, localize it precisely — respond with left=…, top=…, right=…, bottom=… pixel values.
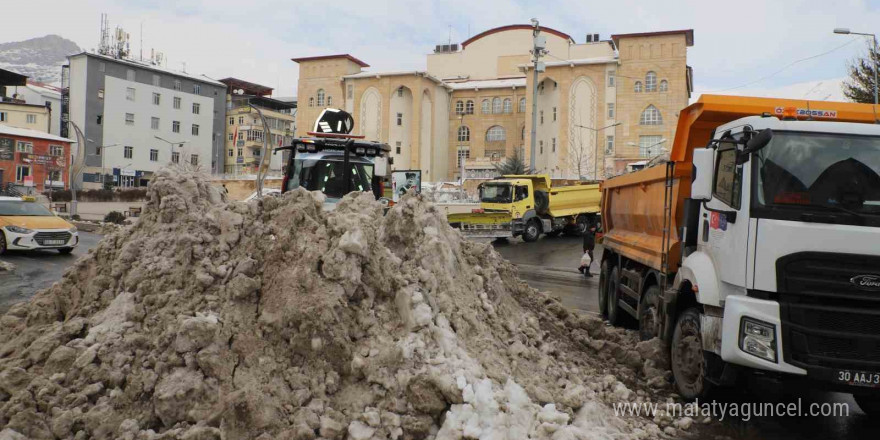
left=313, top=108, right=354, bottom=134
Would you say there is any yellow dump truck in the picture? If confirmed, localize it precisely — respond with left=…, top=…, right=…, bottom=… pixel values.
left=447, top=174, right=600, bottom=242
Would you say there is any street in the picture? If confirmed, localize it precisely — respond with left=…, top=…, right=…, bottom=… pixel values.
left=0, top=231, right=101, bottom=314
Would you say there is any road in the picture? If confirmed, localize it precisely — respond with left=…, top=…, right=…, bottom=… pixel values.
left=0, top=232, right=102, bottom=314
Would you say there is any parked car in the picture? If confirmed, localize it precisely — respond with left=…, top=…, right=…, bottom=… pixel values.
left=0, top=196, right=78, bottom=254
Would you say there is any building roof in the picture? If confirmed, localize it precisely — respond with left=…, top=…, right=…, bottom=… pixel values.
left=229, top=95, right=296, bottom=111
left=0, top=124, right=74, bottom=143
left=219, top=77, right=274, bottom=96
left=447, top=77, right=526, bottom=90
left=533, top=56, right=618, bottom=69
left=25, top=81, right=62, bottom=98
left=0, top=68, right=27, bottom=86
left=343, top=70, right=447, bottom=86
left=291, top=54, right=370, bottom=68
left=461, top=24, right=574, bottom=48
left=611, top=29, right=694, bottom=47
left=69, top=52, right=226, bottom=86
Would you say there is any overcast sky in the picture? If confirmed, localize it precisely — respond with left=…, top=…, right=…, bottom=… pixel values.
left=2, top=0, right=879, bottom=100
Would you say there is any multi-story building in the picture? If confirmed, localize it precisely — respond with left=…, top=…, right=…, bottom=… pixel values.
left=2, top=79, right=62, bottom=135
left=219, top=78, right=296, bottom=174
left=64, top=52, right=226, bottom=188
left=0, top=124, right=71, bottom=192
left=293, top=25, right=692, bottom=180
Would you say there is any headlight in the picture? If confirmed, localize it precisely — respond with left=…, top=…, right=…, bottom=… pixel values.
left=69, top=226, right=78, bottom=233
left=5, top=225, right=33, bottom=234
left=740, top=317, right=777, bottom=363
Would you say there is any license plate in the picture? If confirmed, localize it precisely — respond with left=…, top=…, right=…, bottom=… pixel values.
left=43, top=239, right=65, bottom=245
left=836, top=369, right=880, bottom=388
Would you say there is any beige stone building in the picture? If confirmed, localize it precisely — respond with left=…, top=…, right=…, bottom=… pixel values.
left=0, top=101, right=51, bottom=134
left=293, top=25, right=692, bottom=181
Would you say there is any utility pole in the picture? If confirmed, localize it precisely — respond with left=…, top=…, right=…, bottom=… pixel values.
left=529, top=19, right=546, bottom=171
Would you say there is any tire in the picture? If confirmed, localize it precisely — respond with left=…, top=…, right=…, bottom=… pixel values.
left=606, top=266, right=624, bottom=325
left=598, top=260, right=610, bottom=317
left=58, top=247, right=74, bottom=254
left=854, top=394, right=880, bottom=416
left=638, top=285, right=661, bottom=341
left=534, top=191, right=549, bottom=215
left=671, top=307, right=711, bottom=400
left=0, top=231, right=7, bottom=255
left=522, top=219, right=541, bottom=242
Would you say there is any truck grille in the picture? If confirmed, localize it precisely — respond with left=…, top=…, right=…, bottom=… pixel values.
left=777, top=252, right=880, bottom=369
left=34, top=231, right=71, bottom=246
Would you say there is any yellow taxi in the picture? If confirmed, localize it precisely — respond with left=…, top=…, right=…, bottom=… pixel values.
left=0, top=196, right=78, bottom=254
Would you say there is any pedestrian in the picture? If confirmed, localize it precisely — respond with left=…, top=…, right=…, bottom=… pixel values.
left=580, top=220, right=597, bottom=278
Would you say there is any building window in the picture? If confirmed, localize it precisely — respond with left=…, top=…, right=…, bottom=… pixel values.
left=173, top=97, right=181, bottom=109
left=327, top=96, right=332, bottom=106
left=172, top=121, right=180, bottom=133
left=48, top=170, right=62, bottom=182
left=238, top=116, right=244, bottom=124
left=237, top=147, right=243, bottom=157
left=552, top=137, right=556, bottom=152
left=395, top=141, right=401, bottom=155
left=457, top=126, right=470, bottom=142
left=539, top=140, right=544, bottom=154
left=193, top=103, right=200, bottom=114
left=503, top=98, right=512, bottom=114
left=605, top=135, right=614, bottom=154
left=95, top=144, right=101, bottom=155
left=486, top=125, right=505, bottom=142
left=174, top=80, right=181, bottom=91
left=124, top=146, right=133, bottom=159
left=645, top=71, right=657, bottom=92
left=190, top=154, right=198, bottom=166
left=347, top=84, right=353, bottom=99
left=457, top=148, right=470, bottom=167
left=309, top=97, right=314, bottom=107
left=639, top=105, right=663, bottom=125
left=26, top=114, right=36, bottom=124
left=519, top=98, right=526, bottom=113
left=97, top=114, right=103, bottom=125
left=522, top=126, right=525, bottom=140
left=152, top=74, right=160, bottom=86
left=316, top=89, right=325, bottom=106
left=455, top=100, right=464, bottom=115
left=0, top=112, right=5, bottom=122
left=639, top=135, right=664, bottom=157
left=607, top=103, right=615, bottom=118
left=50, top=145, right=63, bottom=156
left=126, top=87, right=136, bottom=101
left=229, top=117, right=234, bottom=125
left=634, top=81, right=643, bottom=93
left=396, top=113, right=403, bottom=126
left=98, top=89, right=104, bottom=100
left=152, top=92, right=160, bottom=105
left=194, top=84, right=201, bottom=95
left=99, top=62, right=105, bottom=72
left=540, top=110, right=544, bottom=124
left=150, top=149, right=158, bottom=162
left=228, top=133, right=234, bottom=141
left=125, top=113, right=135, bottom=125
left=552, top=107, right=557, bottom=121
left=16, top=141, right=33, bottom=153
left=151, top=117, right=160, bottom=130
left=492, top=97, right=502, bottom=114
left=465, top=100, right=474, bottom=114
left=227, top=149, right=233, bottom=157
left=659, top=80, right=668, bottom=92
left=126, top=69, right=135, bottom=81
left=192, top=124, right=200, bottom=136
left=15, top=165, right=30, bottom=182
left=172, top=152, right=180, bottom=163
left=480, top=99, right=489, bottom=114
left=608, top=70, right=616, bottom=87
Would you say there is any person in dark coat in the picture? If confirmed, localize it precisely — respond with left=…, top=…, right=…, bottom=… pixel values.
left=580, top=221, right=597, bottom=277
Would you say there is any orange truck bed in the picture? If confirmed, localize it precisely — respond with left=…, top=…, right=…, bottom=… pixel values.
left=601, top=94, right=880, bottom=274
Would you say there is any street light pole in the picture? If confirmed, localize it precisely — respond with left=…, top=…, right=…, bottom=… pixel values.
left=87, top=139, right=119, bottom=189
left=155, top=136, right=189, bottom=165
left=574, top=122, right=621, bottom=180
left=529, top=18, right=546, bottom=171
left=834, top=28, right=879, bottom=106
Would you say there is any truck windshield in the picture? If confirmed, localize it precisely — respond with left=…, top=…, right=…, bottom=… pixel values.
left=290, top=158, right=374, bottom=199
left=754, top=132, right=880, bottom=225
left=481, top=184, right=513, bottom=203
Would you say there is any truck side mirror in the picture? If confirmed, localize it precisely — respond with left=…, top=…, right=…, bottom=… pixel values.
left=692, top=148, right=714, bottom=201
left=744, top=128, right=773, bottom=154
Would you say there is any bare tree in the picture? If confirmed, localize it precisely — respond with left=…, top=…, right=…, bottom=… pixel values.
left=567, top=126, right=595, bottom=180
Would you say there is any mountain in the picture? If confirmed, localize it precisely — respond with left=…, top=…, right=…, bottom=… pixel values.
left=0, top=35, right=81, bottom=85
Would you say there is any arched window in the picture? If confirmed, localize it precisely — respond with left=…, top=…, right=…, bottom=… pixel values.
left=659, top=80, right=668, bottom=92
left=316, top=89, right=325, bottom=106
left=492, top=97, right=502, bottom=114
left=634, top=81, right=643, bottom=93
left=639, top=105, right=663, bottom=125
left=457, top=126, right=470, bottom=142
left=466, top=100, right=474, bottom=114
left=645, top=72, right=657, bottom=92
left=455, top=100, right=464, bottom=115
left=519, top=97, right=526, bottom=113
left=502, top=98, right=512, bottom=114
left=486, top=125, right=506, bottom=142
left=309, top=97, right=314, bottom=107
left=481, top=99, right=490, bottom=114
left=327, top=96, right=332, bottom=106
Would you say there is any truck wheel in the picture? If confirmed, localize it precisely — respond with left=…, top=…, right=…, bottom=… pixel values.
left=522, top=219, right=541, bottom=242
left=671, top=307, right=711, bottom=400
left=855, top=395, right=880, bottom=416
left=606, top=266, right=624, bottom=325
left=638, top=285, right=661, bottom=341
left=598, top=260, right=610, bottom=317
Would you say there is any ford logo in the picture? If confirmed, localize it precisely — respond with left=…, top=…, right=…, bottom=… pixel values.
left=851, top=275, right=880, bottom=291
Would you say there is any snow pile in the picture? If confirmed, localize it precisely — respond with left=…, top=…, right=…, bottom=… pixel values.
left=0, top=260, right=14, bottom=272
left=0, top=168, right=681, bottom=439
